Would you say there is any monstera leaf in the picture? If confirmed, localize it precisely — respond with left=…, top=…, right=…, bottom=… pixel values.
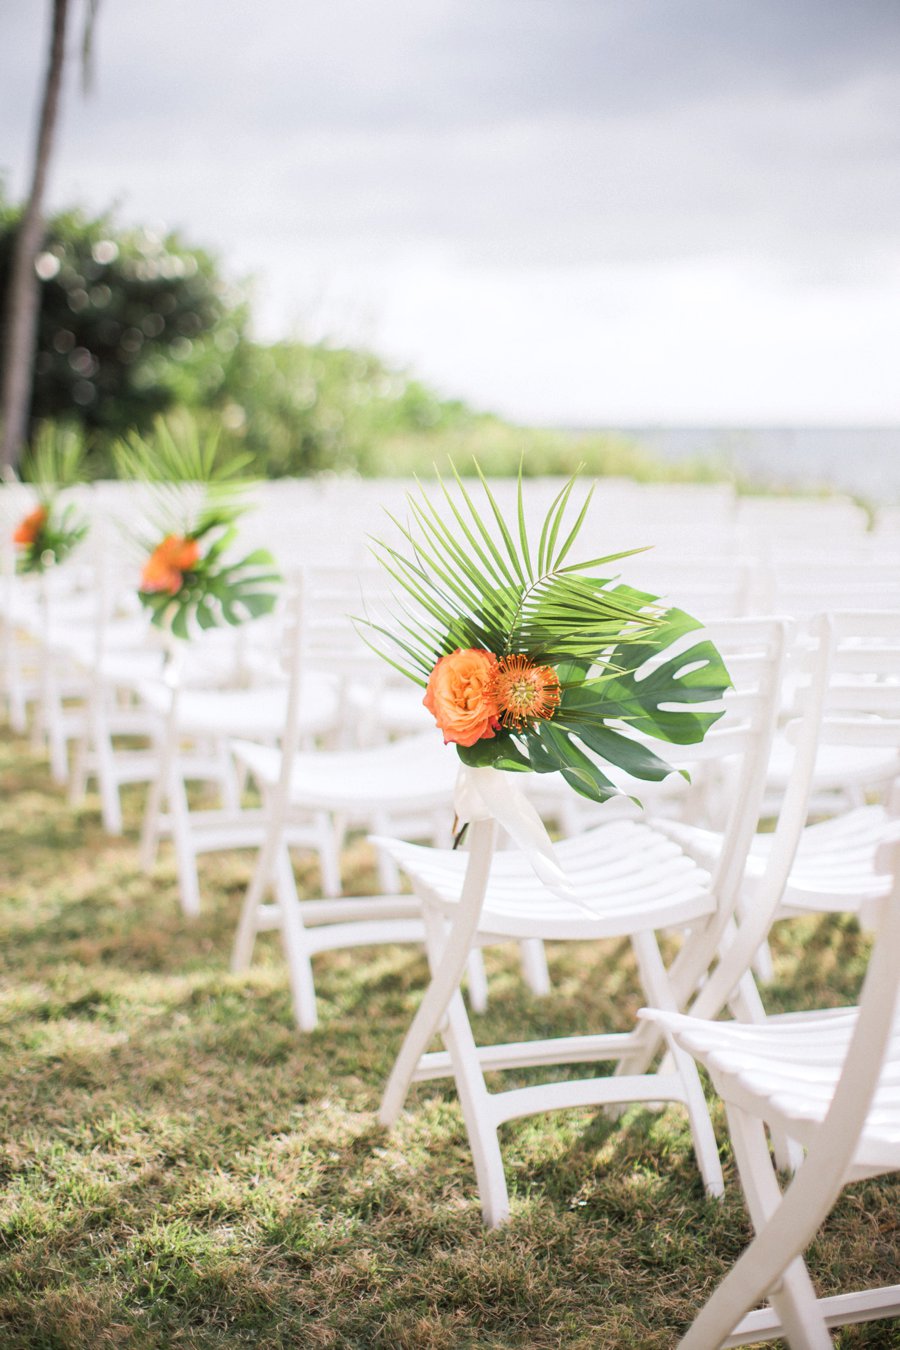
left=359, top=464, right=731, bottom=804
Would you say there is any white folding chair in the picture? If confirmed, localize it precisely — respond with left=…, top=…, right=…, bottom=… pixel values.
left=228, top=569, right=563, bottom=1029
left=656, top=611, right=900, bottom=989
left=372, top=617, right=790, bottom=1226
left=636, top=613, right=900, bottom=1344
left=224, top=573, right=464, bottom=1029
left=135, top=601, right=340, bottom=918
left=643, top=828, right=900, bottom=1347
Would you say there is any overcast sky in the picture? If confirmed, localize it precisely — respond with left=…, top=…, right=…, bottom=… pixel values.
left=3, top=0, right=900, bottom=425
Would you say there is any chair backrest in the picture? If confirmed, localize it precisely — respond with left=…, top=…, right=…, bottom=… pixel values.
left=751, top=552, right=900, bottom=620
left=690, top=609, right=900, bottom=1020
left=449, top=617, right=793, bottom=953
left=639, top=616, right=791, bottom=899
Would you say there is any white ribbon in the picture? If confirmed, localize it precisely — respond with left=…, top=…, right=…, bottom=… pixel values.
left=453, top=764, right=578, bottom=901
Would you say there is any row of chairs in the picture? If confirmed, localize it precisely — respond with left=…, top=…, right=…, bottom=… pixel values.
left=2, top=514, right=899, bottom=1345
left=367, top=609, right=899, bottom=1347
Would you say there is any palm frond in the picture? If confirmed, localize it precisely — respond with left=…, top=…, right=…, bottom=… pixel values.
left=114, top=413, right=255, bottom=541
left=21, top=422, right=86, bottom=498
left=120, top=414, right=280, bottom=638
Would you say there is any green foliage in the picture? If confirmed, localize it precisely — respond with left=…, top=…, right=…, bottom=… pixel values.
left=13, top=421, right=89, bottom=572
left=12, top=497, right=88, bottom=574
left=137, top=532, right=281, bottom=639
left=115, top=413, right=280, bottom=637
left=0, top=197, right=248, bottom=468
left=355, top=415, right=745, bottom=484
left=360, top=465, right=731, bottom=803
left=0, top=192, right=747, bottom=487
left=220, top=339, right=479, bottom=477
left=114, top=411, right=253, bottom=534
left=20, top=418, right=87, bottom=496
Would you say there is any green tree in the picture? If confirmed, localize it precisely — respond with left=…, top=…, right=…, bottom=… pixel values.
left=0, top=200, right=248, bottom=471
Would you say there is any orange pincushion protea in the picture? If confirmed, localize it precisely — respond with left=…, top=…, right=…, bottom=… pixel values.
left=141, top=534, right=201, bottom=595
left=423, top=648, right=501, bottom=747
left=13, top=505, right=48, bottom=546
left=491, top=654, right=561, bottom=729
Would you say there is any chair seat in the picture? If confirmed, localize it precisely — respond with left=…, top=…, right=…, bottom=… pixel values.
left=232, top=731, right=459, bottom=812
left=51, top=615, right=156, bottom=667
left=766, top=732, right=899, bottom=796
left=347, top=680, right=430, bottom=735
left=643, top=1006, right=900, bottom=1173
left=97, top=648, right=167, bottom=686
left=660, top=804, right=894, bottom=921
left=375, top=820, right=714, bottom=940
left=139, top=673, right=338, bottom=740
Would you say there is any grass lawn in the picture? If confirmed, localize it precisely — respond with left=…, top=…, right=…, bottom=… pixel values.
left=1, top=727, right=897, bottom=1348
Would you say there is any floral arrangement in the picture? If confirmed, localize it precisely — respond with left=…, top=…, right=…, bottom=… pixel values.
left=12, top=498, right=88, bottom=573
left=12, top=424, right=88, bottom=574
left=359, top=466, right=731, bottom=804
left=116, top=416, right=281, bottom=639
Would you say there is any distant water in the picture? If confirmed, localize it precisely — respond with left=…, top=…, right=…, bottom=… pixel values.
left=583, top=427, right=900, bottom=503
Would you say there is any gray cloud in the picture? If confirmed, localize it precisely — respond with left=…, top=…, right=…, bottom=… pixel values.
left=2, top=1, right=899, bottom=310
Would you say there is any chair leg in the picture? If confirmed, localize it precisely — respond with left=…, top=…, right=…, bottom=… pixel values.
left=41, top=662, right=70, bottom=785
left=519, top=937, right=551, bottom=996
left=165, top=756, right=201, bottom=918
left=92, top=693, right=126, bottom=836
left=274, top=842, right=319, bottom=1032
left=465, top=948, right=488, bottom=1014
left=215, top=739, right=242, bottom=813
left=231, top=827, right=277, bottom=973
left=629, top=929, right=724, bottom=1197
left=727, top=973, right=806, bottom=1176
left=380, top=818, right=498, bottom=1126
left=139, top=766, right=163, bottom=868
left=230, top=788, right=283, bottom=972
left=423, top=908, right=509, bottom=1226
left=442, top=986, right=510, bottom=1227
left=232, top=805, right=320, bottom=1030
left=315, top=810, right=342, bottom=898
left=680, top=1106, right=829, bottom=1350
left=68, top=724, right=89, bottom=807
left=6, top=634, right=29, bottom=734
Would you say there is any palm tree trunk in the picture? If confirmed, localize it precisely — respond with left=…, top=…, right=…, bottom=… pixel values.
left=1, top=0, right=71, bottom=477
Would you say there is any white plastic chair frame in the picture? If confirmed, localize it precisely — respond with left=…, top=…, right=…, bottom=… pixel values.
left=227, top=578, right=553, bottom=1032
left=374, top=617, right=791, bottom=1226
left=227, top=580, right=458, bottom=1031
left=638, top=618, right=900, bottom=1346
left=136, top=602, right=337, bottom=919
left=645, top=827, right=900, bottom=1349
left=657, top=611, right=900, bottom=998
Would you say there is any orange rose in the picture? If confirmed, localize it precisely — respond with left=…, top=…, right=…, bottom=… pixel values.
left=140, top=534, right=201, bottom=595
left=13, top=505, right=47, bottom=546
left=423, top=648, right=501, bottom=747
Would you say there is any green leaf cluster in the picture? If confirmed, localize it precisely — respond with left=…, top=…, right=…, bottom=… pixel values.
left=116, top=413, right=280, bottom=638
left=359, top=464, right=732, bottom=803
left=138, top=531, right=281, bottom=639
left=14, top=423, right=89, bottom=573
left=14, top=499, right=89, bottom=574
